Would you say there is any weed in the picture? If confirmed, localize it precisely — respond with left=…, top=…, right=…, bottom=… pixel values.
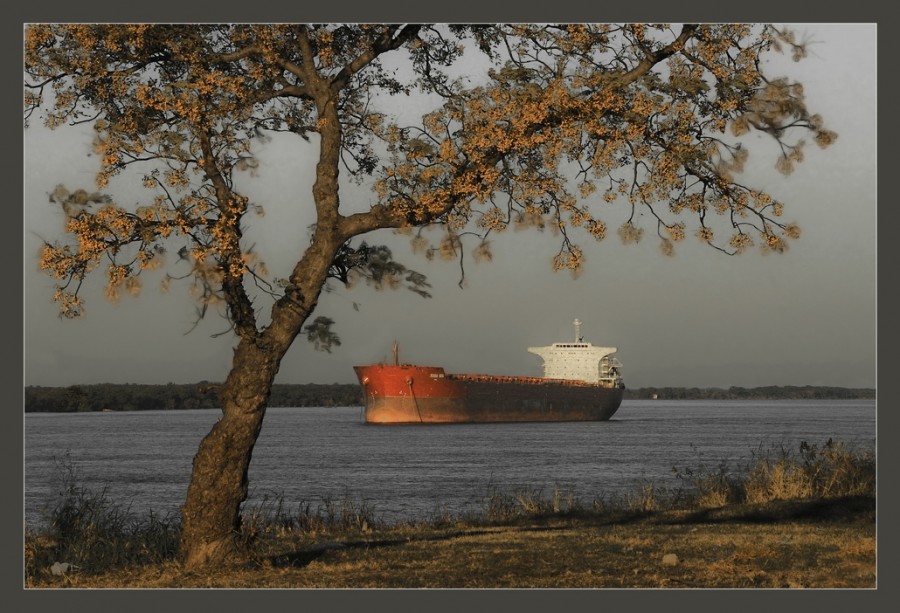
left=480, top=484, right=584, bottom=523
left=673, top=459, right=744, bottom=508
left=624, top=481, right=662, bottom=513
left=241, top=492, right=379, bottom=539
left=25, top=454, right=180, bottom=582
left=671, top=440, right=876, bottom=508
left=739, top=440, right=873, bottom=504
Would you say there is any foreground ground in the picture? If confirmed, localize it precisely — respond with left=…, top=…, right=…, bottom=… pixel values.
left=27, top=495, right=875, bottom=589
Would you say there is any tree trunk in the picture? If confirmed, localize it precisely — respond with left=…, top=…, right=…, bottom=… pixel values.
left=178, top=228, right=344, bottom=569
left=179, top=86, right=351, bottom=569
left=179, top=338, right=283, bottom=568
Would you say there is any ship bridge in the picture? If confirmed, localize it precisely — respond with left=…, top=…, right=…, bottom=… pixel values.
left=528, top=319, right=623, bottom=385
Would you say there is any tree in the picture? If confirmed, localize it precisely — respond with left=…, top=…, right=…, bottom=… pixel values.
left=24, top=23, right=834, bottom=568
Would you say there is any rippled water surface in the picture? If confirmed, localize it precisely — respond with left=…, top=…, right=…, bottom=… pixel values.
left=25, top=400, right=876, bottom=528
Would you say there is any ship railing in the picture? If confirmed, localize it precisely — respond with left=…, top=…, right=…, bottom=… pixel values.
left=599, top=375, right=625, bottom=388
left=448, top=374, right=546, bottom=385
left=599, top=356, right=623, bottom=379
left=447, top=373, right=620, bottom=388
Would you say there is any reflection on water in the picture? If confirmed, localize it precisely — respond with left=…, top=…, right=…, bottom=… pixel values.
left=25, top=400, right=876, bottom=528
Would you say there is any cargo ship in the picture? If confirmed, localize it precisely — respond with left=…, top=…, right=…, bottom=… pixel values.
left=354, top=319, right=624, bottom=424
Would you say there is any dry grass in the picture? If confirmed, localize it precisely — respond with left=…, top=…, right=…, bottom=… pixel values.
left=672, top=439, right=875, bottom=510
left=26, top=497, right=875, bottom=588
left=25, top=440, right=877, bottom=589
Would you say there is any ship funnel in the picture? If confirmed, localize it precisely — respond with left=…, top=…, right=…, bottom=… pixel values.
left=573, top=318, right=583, bottom=342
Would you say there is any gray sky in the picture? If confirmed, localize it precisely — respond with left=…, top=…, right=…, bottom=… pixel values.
left=23, top=23, right=877, bottom=389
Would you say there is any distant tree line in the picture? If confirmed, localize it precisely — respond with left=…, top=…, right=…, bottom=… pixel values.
left=24, top=383, right=874, bottom=413
left=24, top=383, right=363, bottom=413
left=624, top=386, right=876, bottom=400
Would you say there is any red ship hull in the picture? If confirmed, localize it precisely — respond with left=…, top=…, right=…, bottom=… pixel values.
left=354, top=364, right=623, bottom=424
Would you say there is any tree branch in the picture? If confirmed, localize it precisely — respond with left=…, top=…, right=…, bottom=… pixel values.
left=330, top=25, right=423, bottom=93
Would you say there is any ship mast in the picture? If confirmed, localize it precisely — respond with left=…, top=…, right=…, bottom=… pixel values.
left=392, top=340, right=400, bottom=366
left=574, top=318, right=583, bottom=343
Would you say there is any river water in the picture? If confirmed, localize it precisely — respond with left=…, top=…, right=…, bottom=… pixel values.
left=24, top=400, right=876, bottom=529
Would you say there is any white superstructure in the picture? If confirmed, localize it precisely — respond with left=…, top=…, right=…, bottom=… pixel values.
left=528, top=319, right=623, bottom=386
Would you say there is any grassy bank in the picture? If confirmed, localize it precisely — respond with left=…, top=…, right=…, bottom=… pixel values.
left=25, top=440, right=876, bottom=588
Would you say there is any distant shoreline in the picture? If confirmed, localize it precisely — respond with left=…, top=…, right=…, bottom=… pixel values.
left=625, top=385, right=876, bottom=401
left=23, top=383, right=876, bottom=413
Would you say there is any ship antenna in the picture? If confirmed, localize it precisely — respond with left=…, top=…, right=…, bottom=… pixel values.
left=392, top=340, right=400, bottom=366
left=573, top=318, right=582, bottom=342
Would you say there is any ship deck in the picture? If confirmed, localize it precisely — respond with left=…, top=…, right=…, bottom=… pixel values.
left=446, top=373, right=620, bottom=389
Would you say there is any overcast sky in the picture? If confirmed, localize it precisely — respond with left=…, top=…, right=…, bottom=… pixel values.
left=23, top=23, right=877, bottom=389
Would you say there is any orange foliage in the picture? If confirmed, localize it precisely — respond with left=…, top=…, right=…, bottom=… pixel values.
left=26, top=23, right=834, bottom=318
